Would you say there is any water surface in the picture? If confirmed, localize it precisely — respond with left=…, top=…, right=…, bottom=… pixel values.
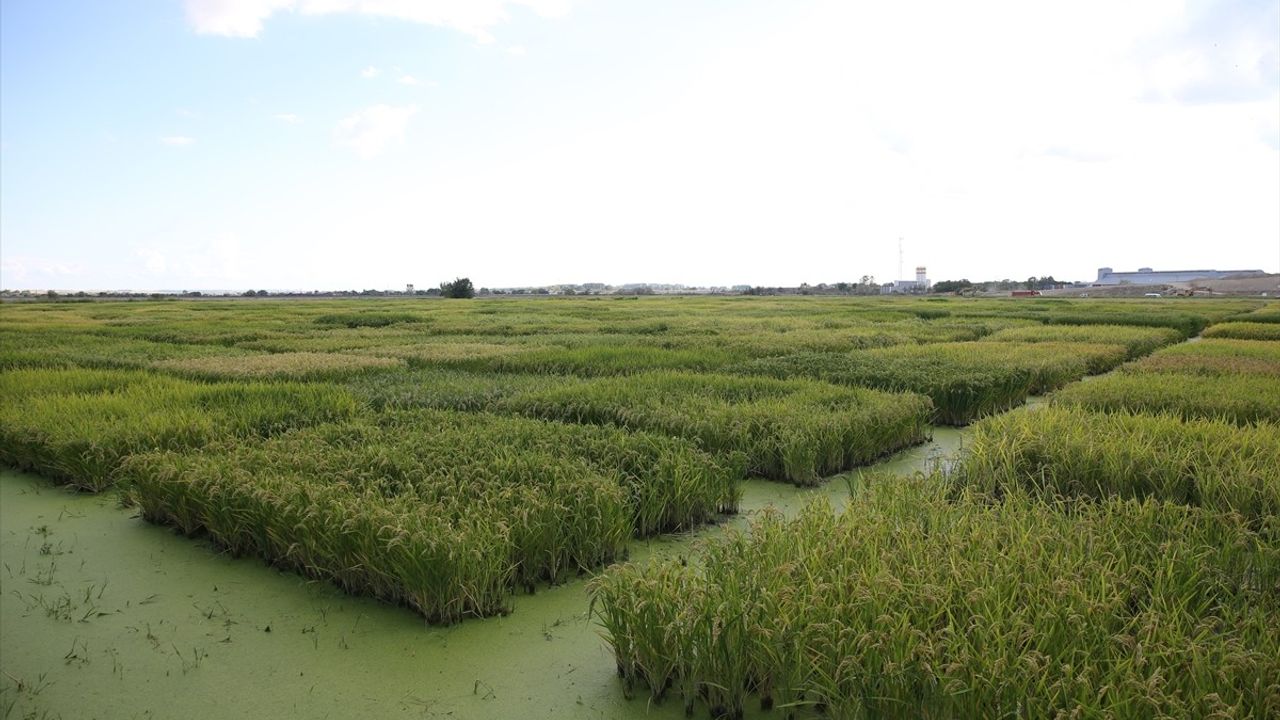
left=1, top=428, right=964, bottom=719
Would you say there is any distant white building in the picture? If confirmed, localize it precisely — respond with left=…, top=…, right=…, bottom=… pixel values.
left=1094, top=266, right=1263, bottom=286
left=881, top=266, right=931, bottom=294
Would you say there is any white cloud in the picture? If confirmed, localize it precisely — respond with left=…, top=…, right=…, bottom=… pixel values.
left=333, top=104, right=417, bottom=158
left=184, top=0, right=294, bottom=38
left=273, top=112, right=302, bottom=124
left=397, top=74, right=419, bottom=86
left=319, top=0, right=1275, bottom=287
left=0, top=255, right=86, bottom=287
left=175, top=107, right=199, bottom=118
left=159, top=136, right=195, bottom=146
left=361, top=65, right=380, bottom=78
left=506, top=45, right=525, bottom=56
left=185, top=0, right=572, bottom=41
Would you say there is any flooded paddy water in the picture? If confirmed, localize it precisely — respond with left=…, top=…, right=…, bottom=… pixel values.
left=2, top=430, right=963, bottom=719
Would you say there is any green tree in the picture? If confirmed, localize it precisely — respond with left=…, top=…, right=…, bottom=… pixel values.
left=931, top=279, right=973, bottom=294
left=440, top=277, right=476, bottom=299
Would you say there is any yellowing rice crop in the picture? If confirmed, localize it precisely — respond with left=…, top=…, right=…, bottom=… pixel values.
left=2, top=294, right=1276, bottom=717
left=1203, top=321, right=1280, bottom=341
left=508, top=371, right=933, bottom=485
left=955, top=405, right=1280, bottom=526
left=1124, top=338, right=1280, bottom=377
left=153, top=351, right=403, bottom=380
left=591, top=477, right=1279, bottom=719
left=121, top=409, right=740, bottom=622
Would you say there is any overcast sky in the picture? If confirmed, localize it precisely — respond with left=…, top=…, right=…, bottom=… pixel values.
left=1, top=0, right=1277, bottom=291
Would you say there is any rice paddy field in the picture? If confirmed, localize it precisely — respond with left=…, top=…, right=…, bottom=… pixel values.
left=1, top=295, right=1277, bottom=719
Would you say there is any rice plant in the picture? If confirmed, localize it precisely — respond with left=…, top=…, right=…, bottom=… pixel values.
left=152, top=351, right=403, bottom=380
left=312, top=311, right=423, bottom=328
left=1051, top=372, right=1280, bottom=425
left=953, top=405, right=1280, bottom=527
left=591, top=477, right=1280, bottom=719
left=987, top=323, right=1182, bottom=358
left=1238, top=303, right=1280, bottom=324
left=456, top=344, right=743, bottom=376
left=1203, top=321, right=1280, bottom=341
left=1027, top=310, right=1209, bottom=336
left=120, top=409, right=740, bottom=622
left=1123, top=338, right=1280, bottom=378
left=347, top=367, right=581, bottom=412
left=0, top=368, right=359, bottom=490
left=729, top=350, right=1032, bottom=425
left=730, top=341, right=1124, bottom=424
left=0, top=328, right=255, bottom=370
left=508, top=371, right=932, bottom=485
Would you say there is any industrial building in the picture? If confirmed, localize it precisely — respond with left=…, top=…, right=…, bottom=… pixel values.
left=1094, top=266, right=1263, bottom=286
left=882, top=266, right=931, bottom=294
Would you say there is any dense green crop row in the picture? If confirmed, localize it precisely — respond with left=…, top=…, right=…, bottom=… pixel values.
left=0, top=328, right=254, bottom=370
left=1124, top=338, right=1280, bottom=377
left=1238, top=303, right=1280, bottom=324
left=1203, top=321, right=1280, bottom=341
left=121, top=410, right=739, bottom=622
left=508, top=371, right=932, bottom=485
left=152, top=350, right=404, bottom=380
left=461, top=344, right=742, bottom=376
left=986, top=323, right=1182, bottom=358
left=0, top=368, right=358, bottom=490
left=730, top=351, right=1030, bottom=425
left=1052, top=372, right=1280, bottom=425
left=729, top=341, right=1125, bottom=424
left=347, top=367, right=579, bottom=412
left=312, top=311, right=423, bottom=328
left=955, top=406, right=1280, bottom=527
left=591, top=478, right=1280, bottom=719
left=1042, top=327, right=1280, bottom=424
left=1040, top=310, right=1208, bottom=335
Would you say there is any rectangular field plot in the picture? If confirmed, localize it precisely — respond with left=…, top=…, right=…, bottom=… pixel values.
left=1203, top=321, right=1280, bottom=341
left=591, top=478, right=1279, bottom=719
left=347, top=367, right=581, bottom=412
left=1237, top=303, right=1280, bottom=324
left=507, top=371, right=932, bottom=485
left=985, top=323, right=1183, bottom=358
left=120, top=410, right=740, bottom=623
left=981, top=307, right=1212, bottom=336
left=451, top=343, right=744, bottom=376
left=1123, top=338, right=1280, bottom=377
left=0, top=328, right=256, bottom=370
left=0, top=368, right=359, bottom=490
left=152, top=351, right=404, bottom=380
left=954, top=405, right=1280, bottom=525
left=1051, top=371, right=1280, bottom=425
left=729, top=341, right=1126, bottom=424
